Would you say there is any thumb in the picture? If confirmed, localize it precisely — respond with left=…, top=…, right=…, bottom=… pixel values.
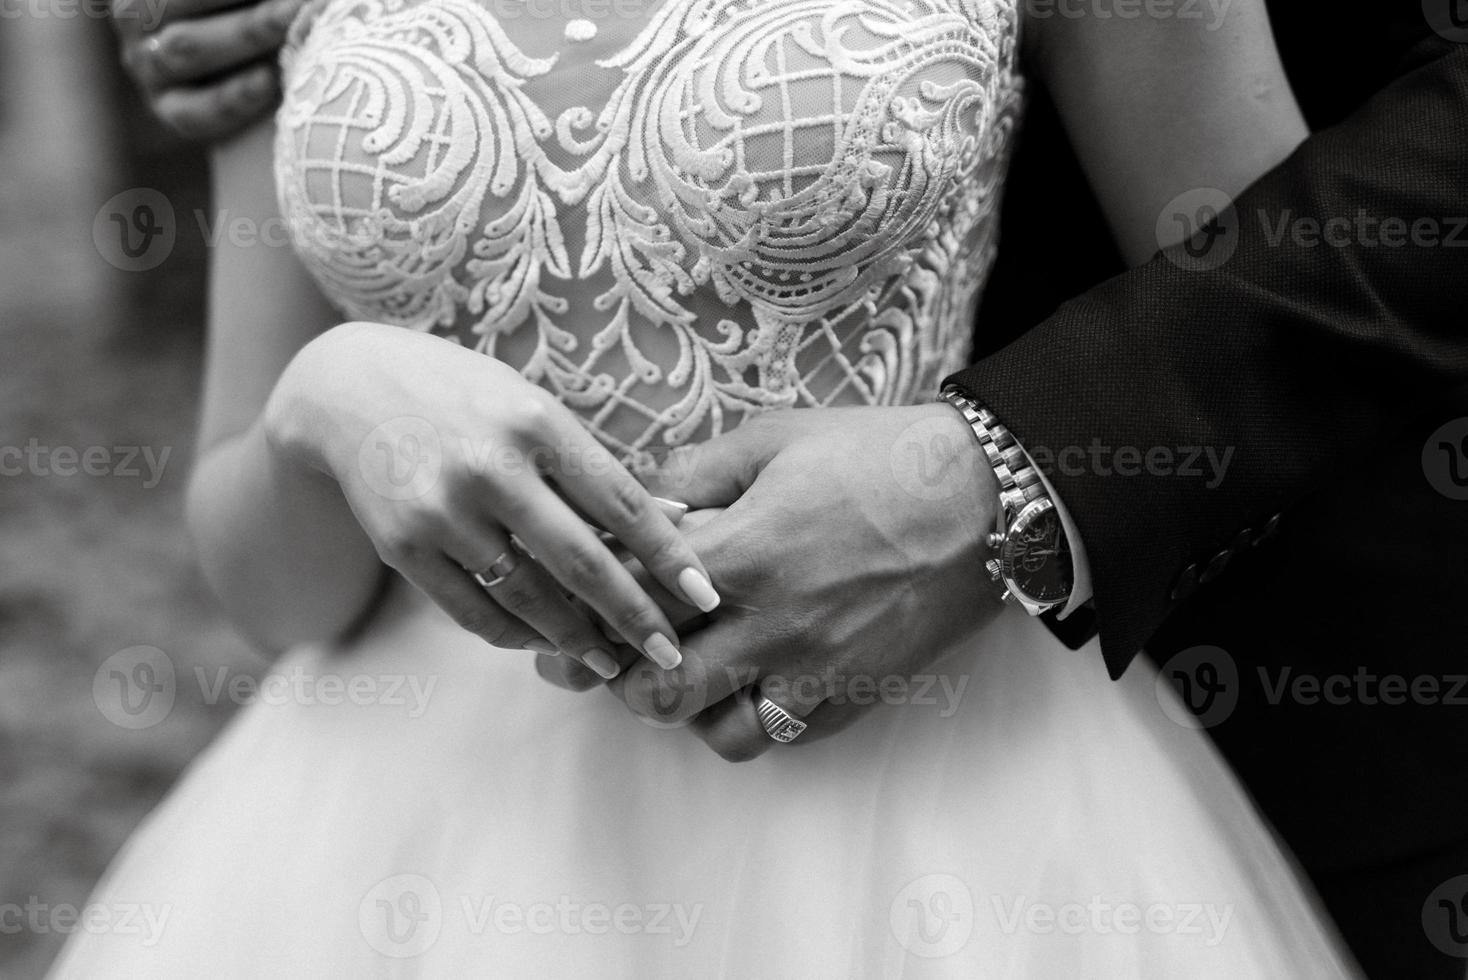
left=640, top=420, right=782, bottom=508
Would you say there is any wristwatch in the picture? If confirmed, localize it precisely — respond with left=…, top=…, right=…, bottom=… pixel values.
left=939, top=387, right=1074, bottom=616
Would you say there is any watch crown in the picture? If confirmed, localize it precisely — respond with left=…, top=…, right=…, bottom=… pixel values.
left=985, top=559, right=1004, bottom=581
left=986, top=531, right=1005, bottom=550
left=1000, top=589, right=1015, bottom=605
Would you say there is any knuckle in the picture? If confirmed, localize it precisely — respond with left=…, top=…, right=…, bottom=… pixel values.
left=502, top=393, right=553, bottom=441
left=556, top=545, right=604, bottom=591
left=397, top=498, right=447, bottom=537
left=610, top=606, right=662, bottom=647
left=244, top=4, right=286, bottom=44
left=374, top=535, right=419, bottom=569
left=604, top=477, right=647, bottom=529
left=641, top=532, right=687, bottom=573
left=153, top=27, right=201, bottom=76
left=490, top=579, right=538, bottom=613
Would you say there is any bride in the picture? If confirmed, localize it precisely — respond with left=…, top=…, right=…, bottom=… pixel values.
left=54, top=0, right=1359, bottom=975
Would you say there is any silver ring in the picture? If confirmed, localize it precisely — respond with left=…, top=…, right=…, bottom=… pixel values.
left=471, top=551, right=518, bottom=590
left=754, top=693, right=807, bottom=744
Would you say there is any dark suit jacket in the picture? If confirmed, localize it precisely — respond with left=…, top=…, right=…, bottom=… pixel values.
left=949, top=2, right=1468, bottom=876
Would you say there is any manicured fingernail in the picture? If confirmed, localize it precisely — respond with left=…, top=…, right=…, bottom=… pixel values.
left=654, top=497, right=689, bottom=524
left=678, top=568, right=721, bottom=613
left=643, top=633, right=682, bottom=670
left=523, top=639, right=559, bottom=657
left=584, top=649, right=621, bottom=680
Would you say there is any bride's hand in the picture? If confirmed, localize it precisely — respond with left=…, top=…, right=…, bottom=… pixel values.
left=264, top=321, right=720, bottom=678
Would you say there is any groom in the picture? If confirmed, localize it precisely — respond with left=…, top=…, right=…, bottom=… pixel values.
left=119, top=0, right=1468, bottom=975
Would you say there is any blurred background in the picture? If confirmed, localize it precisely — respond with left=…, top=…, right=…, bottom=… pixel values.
left=0, top=13, right=265, bottom=978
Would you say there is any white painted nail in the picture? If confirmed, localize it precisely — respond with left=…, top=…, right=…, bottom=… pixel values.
left=677, top=567, right=721, bottom=613
left=642, top=634, right=682, bottom=670
left=584, top=649, right=621, bottom=680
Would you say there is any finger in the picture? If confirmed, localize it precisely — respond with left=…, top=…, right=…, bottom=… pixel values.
left=535, top=649, right=603, bottom=693
left=582, top=496, right=687, bottom=531
left=608, top=618, right=761, bottom=726
left=494, top=483, right=686, bottom=672
left=135, top=0, right=300, bottom=88
left=689, top=676, right=825, bottom=762
left=610, top=554, right=704, bottom=627
left=400, top=555, right=542, bottom=652
left=545, top=425, right=721, bottom=617
left=445, top=530, right=624, bottom=682
left=115, top=0, right=289, bottom=33
left=637, top=419, right=784, bottom=508
left=784, top=698, right=870, bottom=745
left=619, top=510, right=759, bottom=625
left=150, top=63, right=279, bottom=142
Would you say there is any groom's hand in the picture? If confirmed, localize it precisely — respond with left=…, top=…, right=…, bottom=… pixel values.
left=113, top=0, right=300, bottom=141
left=608, top=405, right=1005, bottom=761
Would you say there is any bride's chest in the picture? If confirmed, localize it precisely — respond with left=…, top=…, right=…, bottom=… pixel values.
left=278, top=0, right=1019, bottom=256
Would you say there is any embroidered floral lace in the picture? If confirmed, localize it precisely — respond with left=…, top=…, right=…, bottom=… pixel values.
left=276, top=0, right=1022, bottom=462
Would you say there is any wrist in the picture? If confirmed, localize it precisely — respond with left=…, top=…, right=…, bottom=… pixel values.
left=938, top=387, right=1074, bottom=615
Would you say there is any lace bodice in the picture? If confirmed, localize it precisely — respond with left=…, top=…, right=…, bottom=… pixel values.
left=276, top=0, right=1022, bottom=462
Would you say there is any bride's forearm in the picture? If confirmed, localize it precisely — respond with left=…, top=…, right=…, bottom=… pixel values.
left=185, top=416, right=385, bottom=654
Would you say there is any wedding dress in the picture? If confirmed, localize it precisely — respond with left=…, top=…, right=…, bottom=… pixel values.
left=51, top=0, right=1359, bottom=975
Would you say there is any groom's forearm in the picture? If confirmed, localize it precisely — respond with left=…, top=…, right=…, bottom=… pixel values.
left=946, top=38, right=1468, bottom=679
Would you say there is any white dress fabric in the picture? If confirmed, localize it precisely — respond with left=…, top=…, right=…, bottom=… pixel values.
left=52, top=0, right=1359, bottom=975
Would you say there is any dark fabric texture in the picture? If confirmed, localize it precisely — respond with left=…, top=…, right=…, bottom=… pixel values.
left=956, top=4, right=1468, bottom=975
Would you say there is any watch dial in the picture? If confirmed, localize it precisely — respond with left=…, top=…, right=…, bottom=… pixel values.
left=1005, top=507, right=1072, bottom=604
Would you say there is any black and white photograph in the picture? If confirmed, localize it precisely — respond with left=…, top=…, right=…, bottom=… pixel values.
left=2, top=0, right=1466, bottom=975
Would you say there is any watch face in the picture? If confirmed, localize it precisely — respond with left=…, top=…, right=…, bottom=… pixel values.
left=1001, top=500, right=1073, bottom=606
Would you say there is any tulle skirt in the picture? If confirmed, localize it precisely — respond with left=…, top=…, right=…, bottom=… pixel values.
left=50, top=581, right=1358, bottom=978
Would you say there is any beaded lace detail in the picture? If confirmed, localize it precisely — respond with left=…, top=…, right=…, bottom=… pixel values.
left=276, top=0, right=1022, bottom=461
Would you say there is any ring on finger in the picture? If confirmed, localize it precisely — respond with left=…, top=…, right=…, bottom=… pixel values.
left=471, top=550, right=519, bottom=590
left=753, top=692, right=808, bottom=744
